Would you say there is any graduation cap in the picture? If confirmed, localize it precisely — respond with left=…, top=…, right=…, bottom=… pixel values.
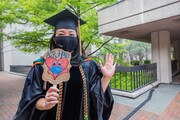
left=44, top=9, right=85, bottom=55
left=44, top=9, right=85, bottom=31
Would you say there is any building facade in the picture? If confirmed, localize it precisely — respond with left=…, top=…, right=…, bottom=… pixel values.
left=98, top=0, right=180, bottom=84
left=0, top=24, right=42, bottom=72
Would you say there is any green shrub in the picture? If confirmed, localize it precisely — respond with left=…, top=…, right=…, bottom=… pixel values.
left=130, top=60, right=140, bottom=65
left=144, top=60, right=151, bottom=64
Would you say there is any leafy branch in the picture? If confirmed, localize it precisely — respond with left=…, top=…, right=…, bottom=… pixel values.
left=87, top=37, right=114, bottom=56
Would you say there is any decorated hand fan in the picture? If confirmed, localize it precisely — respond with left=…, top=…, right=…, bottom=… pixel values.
left=42, top=48, right=72, bottom=85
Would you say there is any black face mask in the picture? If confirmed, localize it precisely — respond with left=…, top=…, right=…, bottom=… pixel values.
left=54, top=36, right=81, bottom=67
left=55, top=36, right=78, bottom=52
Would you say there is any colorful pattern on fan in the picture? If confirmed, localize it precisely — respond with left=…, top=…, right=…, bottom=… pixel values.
left=42, top=49, right=72, bottom=85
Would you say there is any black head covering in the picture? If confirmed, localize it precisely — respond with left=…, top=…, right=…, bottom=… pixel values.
left=44, top=9, right=85, bottom=31
left=44, top=9, right=85, bottom=67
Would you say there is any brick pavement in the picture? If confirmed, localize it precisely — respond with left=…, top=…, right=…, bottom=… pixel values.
left=109, top=103, right=159, bottom=120
left=158, top=92, right=180, bottom=120
left=0, top=72, right=180, bottom=120
left=0, top=72, right=25, bottom=120
left=110, top=93, right=180, bottom=120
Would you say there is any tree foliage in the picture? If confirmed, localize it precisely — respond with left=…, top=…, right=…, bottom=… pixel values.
left=92, top=38, right=130, bottom=66
left=125, top=41, right=151, bottom=63
left=1, top=0, right=119, bottom=54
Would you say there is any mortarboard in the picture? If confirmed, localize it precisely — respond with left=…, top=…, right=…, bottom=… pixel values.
left=44, top=9, right=85, bottom=30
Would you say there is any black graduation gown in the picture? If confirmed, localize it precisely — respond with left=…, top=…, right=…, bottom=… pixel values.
left=13, top=60, right=114, bottom=120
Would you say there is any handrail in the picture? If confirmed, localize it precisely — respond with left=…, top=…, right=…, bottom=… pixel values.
left=110, top=63, right=157, bottom=92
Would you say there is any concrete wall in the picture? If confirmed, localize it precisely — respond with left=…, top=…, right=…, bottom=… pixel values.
left=2, top=40, right=42, bottom=72
left=3, top=41, right=12, bottom=72
left=98, top=0, right=180, bottom=34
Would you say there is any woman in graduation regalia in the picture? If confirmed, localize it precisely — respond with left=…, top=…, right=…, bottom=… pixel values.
left=13, top=9, right=116, bottom=120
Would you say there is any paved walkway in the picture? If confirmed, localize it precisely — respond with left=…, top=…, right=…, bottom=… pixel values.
left=0, top=72, right=180, bottom=120
left=110, top=84, right=180, bottom=120
left=0, top=72, right=25, bottom=120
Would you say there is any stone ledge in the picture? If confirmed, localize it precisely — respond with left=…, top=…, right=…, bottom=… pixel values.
left=9, top=72, right=27, bottom=77
left=10, top=65, right=31, bottom=75
left=111, top=81, right=160, bottom=98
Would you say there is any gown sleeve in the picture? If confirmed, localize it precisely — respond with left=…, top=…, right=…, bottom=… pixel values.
left=13, top=65, right=47, bottom=120
left=87, top=60, right=114, bottom=120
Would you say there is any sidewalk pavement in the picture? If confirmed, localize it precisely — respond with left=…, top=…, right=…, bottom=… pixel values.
left=0, top=72, right=25, bottom=120
left=110, top=84, right=180, bottom=120
left=0, top=71, right=180, bottom=120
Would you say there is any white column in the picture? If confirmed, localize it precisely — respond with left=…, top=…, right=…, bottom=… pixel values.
left=159, top=30, right=172, bottom=83
left=151, top=32, right=160, bottom=82
left=151, top=30, right=172, bottom=83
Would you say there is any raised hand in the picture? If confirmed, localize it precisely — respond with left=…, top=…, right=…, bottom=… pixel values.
left=100, top=53, right=116, bottom=80
left=99, top=53, right=116, bottom=92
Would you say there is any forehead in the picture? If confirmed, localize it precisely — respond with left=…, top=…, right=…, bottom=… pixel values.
left=56, top=29, right=76, bottom=32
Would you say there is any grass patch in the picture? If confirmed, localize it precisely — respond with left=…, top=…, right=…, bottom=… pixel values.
left=110, top=71, right=155, bottom=92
